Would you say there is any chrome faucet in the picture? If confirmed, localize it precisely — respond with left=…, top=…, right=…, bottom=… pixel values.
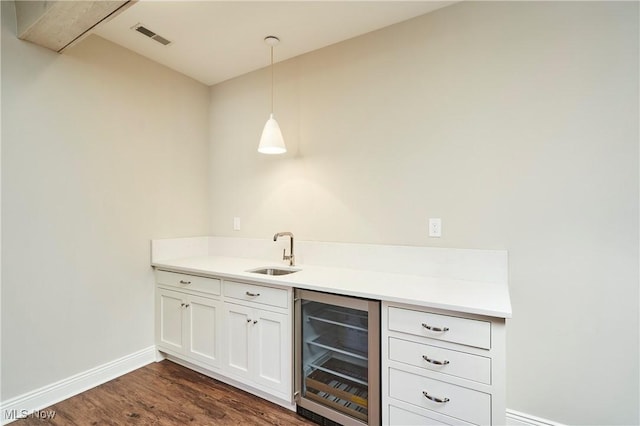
left=273, top=232, right=295, bottom=266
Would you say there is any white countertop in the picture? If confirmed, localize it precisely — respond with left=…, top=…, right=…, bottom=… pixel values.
left=151, top=254, right=512, bottom=319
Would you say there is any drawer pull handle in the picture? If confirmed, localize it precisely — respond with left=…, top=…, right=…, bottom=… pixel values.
left=247, top=318, right=252, bottom=323
left=179, top=280, right=191, bottom=285
left=422, top=323, right=449, bottom=332
left=422, top=391, right=450, bottom=404
left=246, top=291, right=260, bottom=297
left=422, top=355, right=450, bottom=366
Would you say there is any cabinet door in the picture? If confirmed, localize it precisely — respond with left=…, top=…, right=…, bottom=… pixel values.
left=187, top=295, right=222, bottom=368
left=224, top=303, right=252, bottom=379
left=253, top=309, right=290, bottom=394
left=157, top=289, right=185, bottom=353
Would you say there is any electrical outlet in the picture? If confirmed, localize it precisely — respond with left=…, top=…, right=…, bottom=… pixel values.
left=233, top=217, right=241, bottom=231
left=429, top=218, right=442, bottom=237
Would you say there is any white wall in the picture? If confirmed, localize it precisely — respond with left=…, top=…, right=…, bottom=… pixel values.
left=1, top=1, right=210, bottom=400
left=209, top=2, right=639, bottom=425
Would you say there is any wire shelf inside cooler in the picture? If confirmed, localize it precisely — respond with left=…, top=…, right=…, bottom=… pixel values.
left=304, top=355, right=369, bottom=422
left=307, top=334, right=368, bottom=361
left=307, top=306, right=369, bottom=332
left=307, top=353, right=368, bottom=387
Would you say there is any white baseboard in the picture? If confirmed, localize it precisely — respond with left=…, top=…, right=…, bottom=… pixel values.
left=507, top=409, right=565, bottom=426
left=0, top=346, right=156, bottom=425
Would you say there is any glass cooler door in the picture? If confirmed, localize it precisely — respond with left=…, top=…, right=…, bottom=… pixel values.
left=295, top=289, right=380, bottom=426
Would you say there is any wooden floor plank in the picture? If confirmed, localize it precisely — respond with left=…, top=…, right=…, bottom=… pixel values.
left=16, top=360, right=316, bottom=425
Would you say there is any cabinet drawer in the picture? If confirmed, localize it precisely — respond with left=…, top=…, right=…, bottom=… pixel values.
left=389, top=404, right=473, bottom=426
left=156, top=270, right=221, bottom=296
left=389, top=368, right=491, bottom=425
left=224, top=281, right=288, bottom=309
left=389, top=337, right=491, bottom=384
left=388, top=307, right=490, bottom=349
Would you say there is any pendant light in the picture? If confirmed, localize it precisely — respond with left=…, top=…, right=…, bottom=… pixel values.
left=258, top=36, right=286, bottom=154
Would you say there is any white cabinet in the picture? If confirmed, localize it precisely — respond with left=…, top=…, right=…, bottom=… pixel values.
left=224, top=302, right=290, bottom=394
left=154, top=269, right=506, bottom=423
left=222, top=279, right=292, bottom=399
left=157, top=288, right=185, bottom=353
left=156, top=287, right=223, bottom=368
left=225, top=302, right=252, bottom=378
left=155, top=270, right=293, bottom=405
left=382, top=302, right=506, bottom=426
left=253, top=308, right=289, bottom=391
left=189, top=294, right=222, bottom=366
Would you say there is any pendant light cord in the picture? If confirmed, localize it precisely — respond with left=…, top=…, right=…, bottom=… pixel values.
left=270, top=45, right=274, bottom=114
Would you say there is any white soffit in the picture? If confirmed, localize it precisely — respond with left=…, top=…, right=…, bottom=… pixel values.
left=93, top=1, right=454, bottom=86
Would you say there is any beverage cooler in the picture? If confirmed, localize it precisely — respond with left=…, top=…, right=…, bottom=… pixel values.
left=294, top=289, right=380, bottom=426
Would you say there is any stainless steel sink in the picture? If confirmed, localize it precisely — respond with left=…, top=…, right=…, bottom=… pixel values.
left=247, top=267, right=300, bottom=276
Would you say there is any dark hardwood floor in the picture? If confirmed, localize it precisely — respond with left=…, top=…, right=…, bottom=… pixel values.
left=17, top=360, right=317, bottom=425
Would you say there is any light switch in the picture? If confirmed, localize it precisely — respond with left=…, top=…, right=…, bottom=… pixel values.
left=233, top=217, right=241, bottom=231
left=429, top=218, right=442, bottom=237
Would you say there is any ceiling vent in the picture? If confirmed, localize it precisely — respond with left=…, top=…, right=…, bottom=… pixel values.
left=131, top=23, right=171, bottom=46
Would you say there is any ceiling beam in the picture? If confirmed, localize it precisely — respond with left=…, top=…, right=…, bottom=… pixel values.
left=15, top=0, right=136, bottom=53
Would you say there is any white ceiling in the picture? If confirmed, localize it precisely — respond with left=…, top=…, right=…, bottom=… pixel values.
left=93, top=1, right=454, bottom=86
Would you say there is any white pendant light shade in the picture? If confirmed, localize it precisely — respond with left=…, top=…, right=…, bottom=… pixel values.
left=258, top=36, right=286, bottom=154
left=258, top=113, right=286, bottom=154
